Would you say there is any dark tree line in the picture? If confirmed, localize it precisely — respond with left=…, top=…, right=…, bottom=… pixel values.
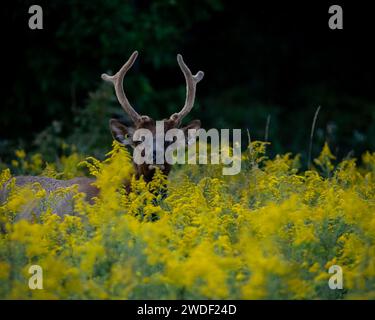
left=1, top=1, right=374, bottom=163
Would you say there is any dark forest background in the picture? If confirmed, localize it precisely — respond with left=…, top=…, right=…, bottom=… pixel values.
left=0, top=1, right=374, bottom=166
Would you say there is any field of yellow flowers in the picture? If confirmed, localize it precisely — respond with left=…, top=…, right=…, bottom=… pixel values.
left=0, top=141, right=374, bottom=299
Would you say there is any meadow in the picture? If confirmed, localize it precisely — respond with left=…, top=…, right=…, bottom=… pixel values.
left=0, top=141, right=374, bottom=299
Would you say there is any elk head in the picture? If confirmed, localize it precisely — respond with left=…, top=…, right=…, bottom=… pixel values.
left=102, top=51, right=204, bottom=182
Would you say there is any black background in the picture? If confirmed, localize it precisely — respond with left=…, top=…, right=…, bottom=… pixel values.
left=0, top=1, right=374, bottom=162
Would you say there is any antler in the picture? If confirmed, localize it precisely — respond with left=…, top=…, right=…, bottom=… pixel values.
left=101, top=51, right=143, bottom=124
left=170, top=54, right=204, bottom=125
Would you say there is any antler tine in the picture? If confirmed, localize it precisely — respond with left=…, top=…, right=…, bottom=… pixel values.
left=101, top=51, right=142, bottom=124
left=170, top=54, right=204, bottom=124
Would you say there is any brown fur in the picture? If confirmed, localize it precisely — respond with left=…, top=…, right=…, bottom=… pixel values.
left=1, top=52, right=203, bottom=221
left=0, top=176, right=99, bottom=220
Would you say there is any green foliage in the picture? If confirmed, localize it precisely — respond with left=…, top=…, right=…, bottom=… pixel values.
left=1, top=1, right=374, bottom=167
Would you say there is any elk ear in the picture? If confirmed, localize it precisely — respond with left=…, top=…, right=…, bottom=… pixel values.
left=109, top=119, right=135, bottom=146
left=181, top=119, right=201, bottom=145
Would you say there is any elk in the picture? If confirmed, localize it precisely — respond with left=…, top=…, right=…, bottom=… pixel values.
left=0, top=51, right=204, bottom=219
